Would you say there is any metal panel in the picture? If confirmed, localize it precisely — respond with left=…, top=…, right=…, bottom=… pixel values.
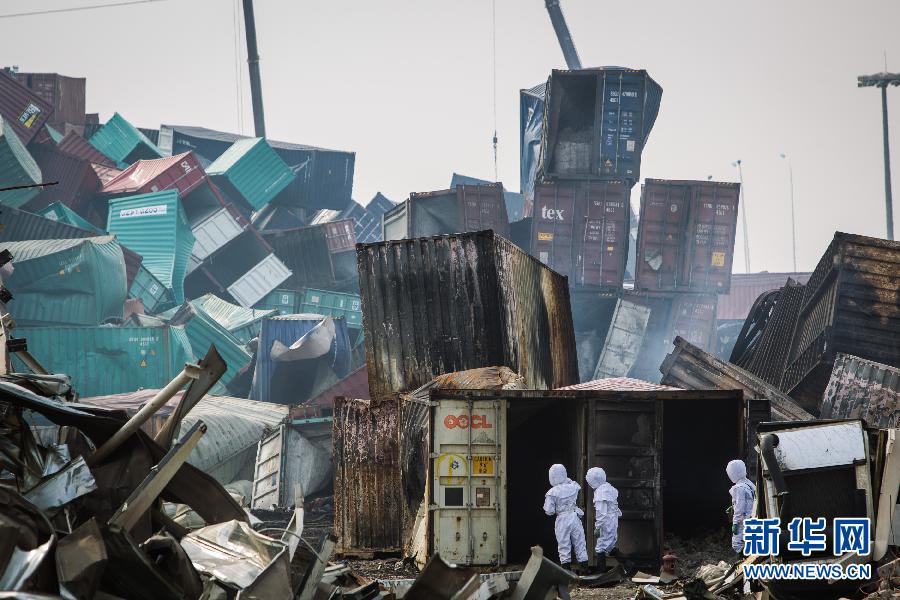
left=334, top=397, right=402, bottom=553
left=669, top=293, right=718, bottom=353
left=168, top=302, right=251, bottom=388
left=299, top=288, right=362, bottom=329
left=718, top=272, right=811, bottom=321
left=24, top=144, right=100, bottom=214
left=531, top=180, right=630, bottom=290
left=191, top=206, right=244, bottom=261
left=128, top=263, right=174, bottom=314
left=226, top=252, right=292, bottom=307
left=738, top=279, right=806, bottom=388
left=357, top=230, right=578, bottom=399
left=0, top=70, right=54, bottom=145
left=206, top=138, right=295, bottom=211
left=252, top=426, right=285, bottom=509
left=636, top=179, right=740, bottom=294
left=88, top=112, right=163, bottom=167
left=431, top=398, right=506, bottom=565
left=101, top=151, right=205, bottom=197
left=193, top=293, right=276, bottom=344
left=0, top=205, right=94, bottom=242
left=820, top=353, right=900, bottom=428
left=11, top=72, right=85, bottom=129
left=0, top=116, right=42, bottom=208
left=263, top=220, right=358, bottom=292
left=593, top=299, right=651, bottom=379
left=450, top=173, right=525, bottom=223
left=38, top=202, right=105, bottom=234
left=57, top=130, right=115, bottom=167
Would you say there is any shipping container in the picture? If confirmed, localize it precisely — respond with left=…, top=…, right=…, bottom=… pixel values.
left=717, top=272, right=811, bottom=322
left=100, top=151, right=206, bottom=198
left=11, top=325, right=193, bottom=397
left=531, top=180, right=631, bottom=290
left=24, top=144, right=101, bottom=215
left=0, top=116, right=43, bottom=208
left=193, top=293, right=275, bottom=344
left=334, top=397, right=402, bottom=554
left=819, top=353, right=900, bottom=428
left=593, top=299, right=651, bottom=379
left=358, top=230, right=578, bottom=398
left=783, top=232, right=900, bottom=408
left=37, top=202, right=105, bottom=234
left=669, top=293, right=718, bottom=353
left=11, top=72, right=85, bottom=129
left=161, top=124, right=356, bottom=210
left=383, top=184, right=509, bottom=241
left=3, top=236, right=127, bottom=326
left=255, top=288, right=299, bottom=314
left=329, top=192, right=395, bottom=244
left=167, top=301, right=251, bottom=388
left=635, top=179, right=740, bottom=294
left=450, top=173, right=526, bottom=222
left=206, top=138, right=296, bottom=212
left=0, top=205, right=94, bottom=244
left=57, top=130, right=115, bottom=167
left=107, top=189, right=195, bottom=304
left=298, top=288, right=362, bottom=330
left=251, top=424, right=332, bottom=508
left=537, top=68, right=662, bottom=183
left=249, top=314, right=352, bottom=404
left=519, top=82, right=545, bottom=215
left=0, top=70, right=54, bottom=145
left=263, top=219, right=357, bottom=293
left=88, top=112, right=163, bottom=168
left=185, top=229, right=291, bottom=307
left=128, top=262, right=174, bottom=314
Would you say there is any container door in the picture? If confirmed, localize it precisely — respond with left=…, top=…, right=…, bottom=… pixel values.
left=227, top=253, right=292, bottom=307
left=532, top=183, right=576, bottom=277
left=251, top=425, right=285, bottom=509
left=587, top=397, right=661, bottom=567
left=191, top=207, right=244, bottom=261
left=575, top=181, right=629, bottom=288
left=593, top=299, right=651, bottom=379
left=684, top=183, right=740, bottom=293
left=636, top=181, right=690, bottom=292
left=432, top=398, right=506, bottom=565
left=458, top=185, right=509, bottom=238
left=669, top=294, right=718, bottom=353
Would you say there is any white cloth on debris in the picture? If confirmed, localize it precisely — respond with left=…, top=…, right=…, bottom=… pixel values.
left=543, top=464, right=588, bottom=564
left=727, top=459, right=756, bottom=554
left=586, top=467, right=622, bottom=554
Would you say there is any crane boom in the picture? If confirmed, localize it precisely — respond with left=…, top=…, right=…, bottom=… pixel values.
left=544, top=0, right=582, bottom=70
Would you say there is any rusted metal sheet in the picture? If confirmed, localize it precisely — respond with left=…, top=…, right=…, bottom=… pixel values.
left=530, top=180, right=630, bottom=290
left=357, top=230, right=579, bottom=399
left=57, top=131, right=115, bottom=167
left=717, top=272, right=811, bottom=321
left=11, top=72, right=85, bottom=129
left=0, top=70, right=54, bottom=145
left=306, top=365, right=369, bottom=408
left=334, top=396, right=402, bottom=554
left=635, top=179, right=740, bottom=294
left=383, top=184, right=509, bottom=241
left=783, top=232, right=900, bottom=408
left=100, top=152, right=206, bottom=197
left=819, top=353, right=899, bottom=428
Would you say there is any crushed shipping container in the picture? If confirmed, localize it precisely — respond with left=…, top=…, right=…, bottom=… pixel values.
left=819, top=353, right=900, bottom=428
left=38, top=202, right=105, bottom=234
left=23, top=144, right=100, bottom=215
left=262, top=219, right=357, bottom=293
left=192, top=293, right=276, bottom=344
left=357, top=230, right=579, bottom=397
left=128, top=262, right=175, bottom=314
left=383, top=183, right=509, bottom=242
left=100, top=151, right=206, bottom=198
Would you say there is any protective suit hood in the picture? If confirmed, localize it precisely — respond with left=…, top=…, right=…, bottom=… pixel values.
left=726, top=459, right=747, bottom=483
left=586, top=467, right=606, bottom=489
left=549, top=464, right=568, bottom=486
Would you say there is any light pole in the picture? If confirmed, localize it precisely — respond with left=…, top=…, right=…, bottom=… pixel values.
left=780, top=153, right=797, bottom=271
left=858, top=71, right=900, bottom=240
left=732, top=160, right=751, bottom=273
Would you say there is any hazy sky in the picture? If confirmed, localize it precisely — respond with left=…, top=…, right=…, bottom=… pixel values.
left=3, top=0, right=898, bottom=273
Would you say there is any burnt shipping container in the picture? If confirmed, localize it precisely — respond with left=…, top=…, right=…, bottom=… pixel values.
left=531, top=180, right=630, bottom=291
left=11, top=72, right=85, bottom=129
left=263, top=219, right=358, bottom=293
left=537, top=68, right=662, bottom=183
left=0, top=70, right=54, bottom=145
left=782, top=232, right=900, bottom=409
left=635, top=179, right=740, bottom=294
left=357, top=230, right=579, bottom=398
left=382, top=183, right=509, bottom=241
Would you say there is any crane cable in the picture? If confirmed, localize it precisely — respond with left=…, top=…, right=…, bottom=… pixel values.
left=492, top=0, right=499, bottom=182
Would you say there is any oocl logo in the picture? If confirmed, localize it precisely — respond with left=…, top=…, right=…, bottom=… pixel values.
left=444, top=414, right=493, bottom=430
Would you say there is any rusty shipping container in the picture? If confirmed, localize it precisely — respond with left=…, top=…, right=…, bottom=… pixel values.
left=382, top=183, right=509, bottom=241
left=334, top=396, right=402, bottom=555
left=819, top=353, right=899, bottom=428
left=358, top=230, right=579, bottom=399
left=782, top=232, right=900, bottom=408
left=531, top=180, right=631, bottom=290
left=263, top=219, right=358, bottom=292
left=100, top=151, right=206, bottom=198
left=11, top=72, right=85, bottom=129
left=635, top=179, right=740, bottom=294
left=56, top=130, right=115, bottom=167
left=0, top=70, right=53, bottom=145
left=669, top=293, right=718, bottom=353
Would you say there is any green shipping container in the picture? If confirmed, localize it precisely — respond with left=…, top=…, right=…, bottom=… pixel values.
left=39, top=202, right=106, bottom=235
left=206, top=138, right=295, bottom=211
left=0, top=115, right=43, bottom=208
left=128, top=263, right=175, bottom=314
left=168, top=302, right=251, bottom=388
left=299, top=288, right=362, bottom=329
left=107, top=189, right=194, bottom=304
left=88, top=112, right=164, bottom=168
left=192, top=293, right=276, bottom=344
left=12, top=325, right=193, bottom=397
left=3, top=236, right=127, bottom=326
left=254, top=288, right=298, bottom=314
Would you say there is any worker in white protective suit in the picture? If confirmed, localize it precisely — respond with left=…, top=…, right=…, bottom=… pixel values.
left=726, top=459, right=756, bottom=555
left=543, top=464, right=588, bottom=569
left=586, top=467, right=621, bottom=571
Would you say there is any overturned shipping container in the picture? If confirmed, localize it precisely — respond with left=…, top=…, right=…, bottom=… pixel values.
left=531, top=180, right=631, bottom=290
left=0, top=115, right=43, bottom=208
left=89, top=112, right=164, bottom=168
left=0, top=70, right=54, bottom=145
left=263, top=219, right=357, bottom=293
left=357, top=230, right=579, bottom=398
left=635, top=179, right=740, bottom=294
left=10, top=71, right=86, bottom=132
left=819, top=353, right=900, bottom=428
left=383, top=183, right=509, bottom=242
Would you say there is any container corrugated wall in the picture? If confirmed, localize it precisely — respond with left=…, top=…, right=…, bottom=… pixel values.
left=12, top=325, right=193, bottom=397
left=0, top=70, right=54, bottom=145
left=3, top=236, right=127, bottom=326
left=0, top=205, right=94, bottom=242
left=38, top=202, right=105, bottom=234
left=334, top=396, right=402, bottom=554
left=128, top=263, right=174, bottom=314
left=819, top=353, right=900, bottom=428
left=357, top=230, right=578, bottom=399
left=206, top=138, right=295, bottom=211
left=25, top=145, right=99, bottom=215
left=10, top=72, right=86, bottom=130
left=193, top=293, right=275, bottom=344
left=263, top=220, right=358, bottom=292
left=89, top=112, right=163, bottom=168
left=107, top=189, right=195, bottom=304
left=168, top=303, right=251, bottom=388
left=0, top=116, right=43, bottom=208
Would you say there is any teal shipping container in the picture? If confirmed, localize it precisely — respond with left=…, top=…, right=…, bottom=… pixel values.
left=168, top=302, right=251, bottom=388
left=254, top=288, right=298, bottom=314
left=88, top=112, right=164, bottom=168
left=192, top=293, right=276, bottom=344
left=107, top=189, right=195, bottom=304
left=38, top=202, right=106, bottom=234
left=128, top=263, right=175, bottom=314
left=298, top=288, right=362, bottom=329
left=3, top=236, right=127, bottom=326
left=11, top=325, right=193, bottom=397
left=206, top=138, right=295, bottom=211
left=0, top=115, right=43, bottom=208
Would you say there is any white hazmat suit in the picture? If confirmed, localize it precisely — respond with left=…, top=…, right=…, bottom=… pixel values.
left=586, top=467, right=622, bottom=554
left=543, top=464, right=588, bottom=565
left=726, top=459, right=756, bottom=554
